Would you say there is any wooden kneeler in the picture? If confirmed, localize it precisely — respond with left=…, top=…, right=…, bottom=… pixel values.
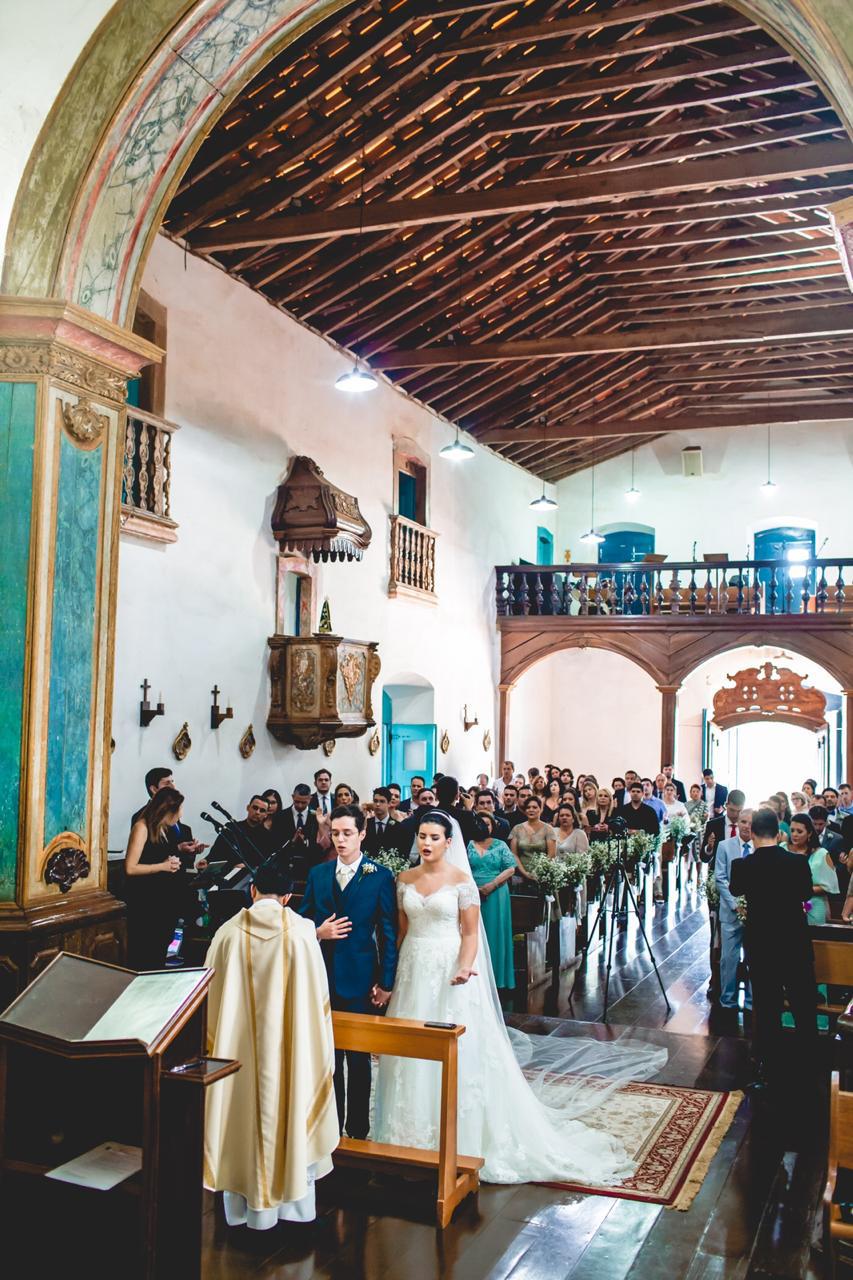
left=331, top=1012, right=484, bottom=1227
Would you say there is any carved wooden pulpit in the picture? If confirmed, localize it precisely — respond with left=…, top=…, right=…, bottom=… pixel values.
left=268, top=632, right=381, bottom=748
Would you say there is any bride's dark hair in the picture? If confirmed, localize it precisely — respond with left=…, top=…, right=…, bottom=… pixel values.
left=416, top=810, right=453, bottom=838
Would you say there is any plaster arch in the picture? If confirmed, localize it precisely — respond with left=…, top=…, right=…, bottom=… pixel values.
left=502, top=631, right=668, bottom=689
left=3, top=0, right=853, bottom=328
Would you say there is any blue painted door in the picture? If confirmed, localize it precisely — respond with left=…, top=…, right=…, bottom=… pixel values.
left=388, top=724, right=436, bottom=798
left=536, top=526, right=554, bottom=565
left=597, top=528, right=655, bottom=614
left=754, top=526, right=815, bottom=612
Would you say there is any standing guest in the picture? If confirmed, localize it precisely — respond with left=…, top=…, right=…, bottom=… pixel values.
left=838, top=783, right=853, bottom=818
left=614, top=782, right=661, bottom=838
left=493, top=761, right=515, bottom=800
left=397, top=775, right=425, bottom=814
left=652, top=772, right=668, bottom=799
left=333, top=782, right=359, bottom=807
left=300, top=806, right=398, bottom=1139
left=686, top=783, right=706, bottom=822
left=763, top=795, right=790, bottom=839
left=500, top=784, right=525, bottom=831
left=467, top=814, right=516, bottom=991
left=714, top=810, right=753, bottom=1014
left=474, top=790, right=510, bottom=840
left=576, top=774, right=588, bottom=797
left=554, top=805, right=590, bottom=856
left=700, top=790, right=746, bottom=863
left=661, top=764, right=687, bottom=802
left=363, top=788, right=400, bottom=857
left=662, top=782, right=688, bottom=824
left=788, top=814, right=838, bottom=925
left=730, top=808, right=818, bottom=1087
left=130, top=766, right=179, bottom=826
left=390, top=787, right=437, bottom=855
left=510, top=796, right=557, bottom=884
left=823, top=787, right=840, bottom=817
left=623, top=770, right=640, bottom=791
left=387, top=783, right=404, bottom=819
left=513, top=773, right=526, bottom=788
left=274, top=784, right=327, bottom=867
left=124, top=787, right=186, bottom=970
left=641, top=778, right=666, bottom=824
left=435, top=775, right=478, bottom=844
left=541, top=778, right=563, bottom=825
left=560, top=768, right=575, bottom=791
left=310, top=768, right=334, bottom=819
left=475, top=773, right=490, bottom=791
left=579, top=780, right=599, bottom=828
left=791, top=790, right=809, bottom=815
left=611, top=776, right=627, bottom=808
left=702, top=768, right=728, bottom=816
left=775, top=792, right=793, bottom=825
left=203, top=865, right=339, bottom=1229
left=802, top=778, right=818, bottom=805
left=261, top=789, right=283, bottom=833
left=590, top=787, right=614, bottom=829
left=809, top=805, right=845, bottom=899
left=532, top=774, right=547, bottom=800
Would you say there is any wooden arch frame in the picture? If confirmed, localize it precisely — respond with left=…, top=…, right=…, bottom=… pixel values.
left=3, top=0, right=853, bottom=329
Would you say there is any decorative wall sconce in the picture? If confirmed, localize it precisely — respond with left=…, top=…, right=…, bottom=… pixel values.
left=322, top=739, right=336, bottom=757
left=440, top=730, right=450, bottom=755
left=368, top=727, right=381, bottom=756
left=172, top=722, right=192, bottom=761
left=463, top=705, right=479, bottom=732
left=210, top=685, right=234, bottom=730
left=483, top=729, right=492, bottom=752
left=139, top=678, right=164, bottom=727
left=238, top=725, right=256, bottom=759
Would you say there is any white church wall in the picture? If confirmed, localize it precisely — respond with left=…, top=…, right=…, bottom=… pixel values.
left=109, top=235, right=551, bottom=845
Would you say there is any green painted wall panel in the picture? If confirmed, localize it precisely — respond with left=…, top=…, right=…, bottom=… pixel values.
left=0, top=383, right=36, bottom=901
left=44, top=433, right=102, bottom=847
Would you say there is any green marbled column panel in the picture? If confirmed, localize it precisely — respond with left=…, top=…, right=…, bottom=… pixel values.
left=0, top=383, right=36, bottom=900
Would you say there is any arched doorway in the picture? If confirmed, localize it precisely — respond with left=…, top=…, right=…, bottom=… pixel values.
left=381, top=674, right=436, bottom=798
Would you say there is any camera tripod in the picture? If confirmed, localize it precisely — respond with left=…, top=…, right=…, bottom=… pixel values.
left=583, top=845, right=671, bottom=1023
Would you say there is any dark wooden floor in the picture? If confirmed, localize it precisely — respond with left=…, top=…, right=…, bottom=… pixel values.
left=198, top=879, right=838, bottom=1280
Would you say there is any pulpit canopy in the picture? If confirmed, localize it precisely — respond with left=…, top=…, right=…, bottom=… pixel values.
left=271, top=455, right=371, bottom=562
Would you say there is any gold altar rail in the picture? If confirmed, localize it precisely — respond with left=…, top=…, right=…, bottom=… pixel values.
left=496, top=558, right=853, bottom=619
left=389, top=514, right=438, bottom=602
left=121, top=406, right=180, bottom=543
left=331, top=1011, right=483, bottom=1227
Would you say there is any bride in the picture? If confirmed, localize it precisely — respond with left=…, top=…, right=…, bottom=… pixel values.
left=373, top=807, right=664, bottom=1185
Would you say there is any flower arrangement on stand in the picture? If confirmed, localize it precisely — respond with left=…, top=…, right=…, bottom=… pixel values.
left=370, top=848, right=412, bottom=877
left=554, top=847, right=593, bottom=887
left=699, top=871, right=746, bottom=921
left=668, top=815, right=691, bottom=848
left=527, top=853, right=575, bottom=897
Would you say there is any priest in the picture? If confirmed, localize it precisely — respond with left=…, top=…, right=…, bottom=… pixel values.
left=203, top=865, right=339, bottom=1228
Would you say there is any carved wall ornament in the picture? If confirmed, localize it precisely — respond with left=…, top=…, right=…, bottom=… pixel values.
left=0, top=342, right=127, bottom=403
left=368, top=728, right=381, bottom=756
left=172, top=721, right=192, bottom=760
left=268, top=633, right=380, bottom=749
left=483, top=729, right=492, bottom=752
left=339, top=649, right=366, bottom=711
left=271, top=455, right=372, bottom=562
left=712, top=661, right=827, bottom=733
left=44, top=845, right=91, bottom=894
left=238, top=724, right=256, bottom=759
left=322, top=739, right=336, bottom=757
left=440, top=730, right=450, bottom=755
left=60, top=396, right=108, bottom=446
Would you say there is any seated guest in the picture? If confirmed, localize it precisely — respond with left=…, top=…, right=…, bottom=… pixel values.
left=730, top=808, right=818, bottom=1086
left=210, top=794, right=275, bottom=873
left=474, top=789, right=509, bottom=840
left=124, top=787, right=187, bottom=970
left=662, top=782, right=688, bottom=824
left=275, top=784, right=327, bottom=867
left=702, top=768, right=728, bottom=816
left=787, top=813, right=838, bottom=925
left=510, top=795, right=556, bottom=885
left=467, top=814, right=516, bottom=992
left=700, top=790, right=745, bottom=863
left=661, top=764, right=686, bottom=802
left=614, top=781, right=661, bottom=838
left=397, top=774, right=425, bottom=814
left=500, top=784, right=524, bottom=831
left=363, top=788, right=399, bottom=857
left=204, top=865, right=339, bottom=1228
left=554, top=804, right=590, bottom=856
left=641, top=778, right=666, bottom=824
left=261, top=789, right=283, bottom=833
left=310, top=768, right=334, bottom=819
left=541, top=778, right=563, bottom=825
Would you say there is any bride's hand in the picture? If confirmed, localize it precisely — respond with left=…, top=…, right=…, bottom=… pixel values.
left=450, top=967, right=477, bottom=985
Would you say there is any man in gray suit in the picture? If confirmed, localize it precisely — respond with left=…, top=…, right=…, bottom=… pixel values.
left=715, top=809, right=753, bottom=1013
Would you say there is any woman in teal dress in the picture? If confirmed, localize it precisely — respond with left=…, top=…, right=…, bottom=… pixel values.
left=787, top=814, right=838, bottom=925
left=468, top=813, right=516, bottom=990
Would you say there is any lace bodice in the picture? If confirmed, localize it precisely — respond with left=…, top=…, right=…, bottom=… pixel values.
left=397, top=880, right=480, bottom=941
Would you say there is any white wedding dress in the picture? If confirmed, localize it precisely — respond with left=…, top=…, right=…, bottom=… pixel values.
left=373, top=814, right=667, bottom=1185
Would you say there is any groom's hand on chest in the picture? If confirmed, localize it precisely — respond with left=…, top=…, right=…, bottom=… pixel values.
left=317, top=913, right=352, bottom=941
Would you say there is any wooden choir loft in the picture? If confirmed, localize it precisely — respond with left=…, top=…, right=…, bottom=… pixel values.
left=165, top=0, right=853, bottom=480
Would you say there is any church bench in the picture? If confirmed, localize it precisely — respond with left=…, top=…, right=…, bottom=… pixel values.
left=824, top=1072, right=853, bottom=1278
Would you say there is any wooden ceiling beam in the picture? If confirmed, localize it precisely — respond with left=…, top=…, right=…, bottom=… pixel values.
left=190, top=140, right=853, bottom=249
left=600, top=258, right=845, bottom=292
left=579, top=235, right=834, bottom=271
left=575, top=216, right=831, bottom=252
left=478, top=403, right=853, bottom=442
left=444, top=0, right=718, bottom=53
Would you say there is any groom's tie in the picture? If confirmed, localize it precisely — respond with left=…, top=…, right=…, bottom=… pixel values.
left=336, top=863, right=355, bottom=891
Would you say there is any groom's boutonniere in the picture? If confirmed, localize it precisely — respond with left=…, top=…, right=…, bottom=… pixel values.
left=361, top=862, right=377, bottom=875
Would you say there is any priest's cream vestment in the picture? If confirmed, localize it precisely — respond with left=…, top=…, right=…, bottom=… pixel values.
left=203, top=898, right=339, bottom=1221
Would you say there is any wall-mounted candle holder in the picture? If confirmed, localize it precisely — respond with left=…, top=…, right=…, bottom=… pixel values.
left=139, top=679, right=164, bottom=727
left=210, top=685, right=234, bottom=730
left=463, top=704, right=479, bottom=732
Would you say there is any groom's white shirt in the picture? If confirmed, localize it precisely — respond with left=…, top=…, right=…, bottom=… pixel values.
left=335, top=853, right=363, bottom=885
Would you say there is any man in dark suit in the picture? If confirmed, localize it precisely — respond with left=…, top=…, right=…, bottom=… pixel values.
left=499, top=784, right=525, bottom=831
left=309, top=767, right=334, bottom=819
left=702, top=768, right=728, bottom=816
left=661, top=764, right=686, bottom=803
left=435, top=775, right=477, bottom=844
left=396, top=775, right=426, bottom=815
left=274, top=783, right=326, bottom=872
left=730, top=807, right=817, bottom=1085
left=389, top=786, right=437, bottom=857
left=613, top=781, right=661, bottom=837
left=363, top=787, right=401, bottom=857
left=474, top=789, right=510, bottom=840
left=300, top=805, right=398, bottom=1139
left=700, top=789, right=745, bottom=863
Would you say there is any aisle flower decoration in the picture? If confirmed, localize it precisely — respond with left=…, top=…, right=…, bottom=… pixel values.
left=689, top=803, right=708, bottom=835
left=589, top=838, right=619, bottom=877
left=554, top=847, right=592, bottom=888
left=699, top=871, right=746, bottom=921
left=625, top=831, right=658, bottom=869
left=667, top=815, right=691, bottom=847
left=527, top=853, right=574, bottom=896
left=370, top=849, right=411, bottom=877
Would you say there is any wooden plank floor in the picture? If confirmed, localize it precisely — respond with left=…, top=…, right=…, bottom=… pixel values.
left=197, top=879, right=839, bottom=1280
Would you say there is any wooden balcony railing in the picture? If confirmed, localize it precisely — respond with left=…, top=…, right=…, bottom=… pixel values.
left=389, top=514, right=438, bottom=602
left=495, top=559, right=853, bottom=619
left=121, top=407, right=179, bottom=543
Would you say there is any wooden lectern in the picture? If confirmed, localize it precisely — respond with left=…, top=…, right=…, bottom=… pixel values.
left=0, top=953, right=239, bottom=1279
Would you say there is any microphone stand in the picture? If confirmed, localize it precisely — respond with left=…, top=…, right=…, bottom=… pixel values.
left=200, top=813, right=252, bottom=879
left=210, top=800, right=269, bottom=868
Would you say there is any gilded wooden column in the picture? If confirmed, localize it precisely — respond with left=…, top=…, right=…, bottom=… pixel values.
left=657, top=684, right=682, bottom=770
left=0, top=298, right=161, bottom=1001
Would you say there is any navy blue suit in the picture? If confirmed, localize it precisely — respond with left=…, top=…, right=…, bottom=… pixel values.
left=301, top=857, right=397, bottom=1137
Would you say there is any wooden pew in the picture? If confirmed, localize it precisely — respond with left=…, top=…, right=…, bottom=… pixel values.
left=331, top=1012, right=484, bottom=1228
left=813, top=940, right=853, bottom=1027
left=824, top=1071, right=853, bottom=1278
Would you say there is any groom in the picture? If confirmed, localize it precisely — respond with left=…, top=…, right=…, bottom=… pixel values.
left=300, top=803, right=398, bottom=1139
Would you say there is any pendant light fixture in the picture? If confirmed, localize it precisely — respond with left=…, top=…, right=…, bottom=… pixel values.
left=529, top=417, right=557, bottom=508
left=625, top=449, right=641, bottom=502
left=759, top=422, right=777, bottom=496
left=440, top=427, right=475, bottom=461
left=579, top=457, right=604, bottom=544
left=336, top=119, right=377, bottom=394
